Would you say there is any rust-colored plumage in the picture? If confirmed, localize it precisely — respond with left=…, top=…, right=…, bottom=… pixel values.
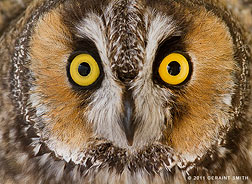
left=0, top=0, right=251, bottom=183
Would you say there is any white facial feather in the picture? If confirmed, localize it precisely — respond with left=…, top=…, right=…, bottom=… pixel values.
left=74, top=6, right=180, bottom=148
left=75, top=12, right=129, bottom=147
left=131, top=11, right=179, bottom=147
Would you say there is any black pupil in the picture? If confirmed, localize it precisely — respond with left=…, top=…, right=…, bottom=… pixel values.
left=78, top=62, right=91, bottom=76
left=167, top=61, right=181, bottom=76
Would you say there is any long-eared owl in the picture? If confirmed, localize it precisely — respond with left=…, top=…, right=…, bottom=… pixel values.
left=0, top=0, right=252, bottom=183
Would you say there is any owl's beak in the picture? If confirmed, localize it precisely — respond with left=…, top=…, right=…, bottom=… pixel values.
left=122, top=89, right=135, bottom=146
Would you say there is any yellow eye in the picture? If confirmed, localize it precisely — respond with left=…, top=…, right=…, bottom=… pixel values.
left=158, top=53, right=190, bottom=85
left=70, top=54, right=100, bottom=86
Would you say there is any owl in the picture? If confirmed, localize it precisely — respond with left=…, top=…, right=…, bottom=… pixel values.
left=0, top=0, right=252, bottom=183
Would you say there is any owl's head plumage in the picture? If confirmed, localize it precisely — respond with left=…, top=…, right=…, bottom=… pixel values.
left=0, top=0, right=251, bottom=183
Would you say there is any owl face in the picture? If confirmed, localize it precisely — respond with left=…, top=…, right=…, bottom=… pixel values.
left=5, top=0, right=251, bottom=182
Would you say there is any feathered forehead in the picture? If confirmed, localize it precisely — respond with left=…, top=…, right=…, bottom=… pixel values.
left=60, top=0, right=191, bottom=82
left=62, top=0, right=146, bottom=82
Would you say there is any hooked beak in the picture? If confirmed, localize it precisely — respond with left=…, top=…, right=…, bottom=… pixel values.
left=122, top=89, right=135, bottom=146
